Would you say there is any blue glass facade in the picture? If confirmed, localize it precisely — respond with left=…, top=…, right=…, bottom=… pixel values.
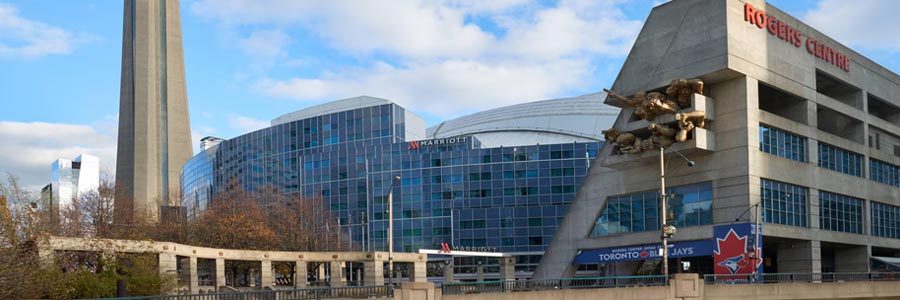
left=870, top=159, right=900, bottom=187
left=589, top=182, right=713, bottom=237
left=182, top=103, right=600, bottom=261
left=819, top=191, right=863, bottom=234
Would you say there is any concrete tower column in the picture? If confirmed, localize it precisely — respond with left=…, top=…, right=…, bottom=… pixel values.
left=364, top=259, right=384, bottom=286
left=330, top=262, right=346, bottom=287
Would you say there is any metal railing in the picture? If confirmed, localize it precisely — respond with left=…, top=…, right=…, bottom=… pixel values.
left=441, top=275, right=667, bottom=295
left=83, top=285, right=392, bottom=300
left=704, top=272, right=900, bottom=284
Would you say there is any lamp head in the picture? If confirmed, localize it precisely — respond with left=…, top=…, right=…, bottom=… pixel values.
left=393, top=176, right=401, bottom=181
left=687, top=161, right=696, bottom=167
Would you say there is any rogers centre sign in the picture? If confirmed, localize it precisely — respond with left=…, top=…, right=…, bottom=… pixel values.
left=743, top=3, right=850, bottom=72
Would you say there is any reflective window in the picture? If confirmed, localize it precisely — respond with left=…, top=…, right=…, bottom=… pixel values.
left=819, top=191, right=863, bottom=234
left=818, top=143, right=862, bottom=177
left=759, top=125, right=806, bottom=162
left=761, top=179, right=807, bottom=227
left=870, top=159, right=900, bottom=187
left=590, top=182, right=712, bottom=236
left=872, top=202, right=900, bottom=239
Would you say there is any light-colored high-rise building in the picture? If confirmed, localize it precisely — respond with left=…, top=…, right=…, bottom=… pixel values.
left=44, top=154, right=100, bottom=209
left=115, top=0, right=192, bottom=223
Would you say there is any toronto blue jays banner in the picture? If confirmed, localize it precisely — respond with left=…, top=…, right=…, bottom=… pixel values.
left=572, top=240, right=714, bottom=264
left=713, top=223, right=762, bottom=276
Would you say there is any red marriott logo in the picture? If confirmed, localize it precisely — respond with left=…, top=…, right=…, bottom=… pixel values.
left=439, top=243, right=452, bottom=253
left=407, top=136, right=468, bottom=150
left=408, top=140, right=421, bottom=150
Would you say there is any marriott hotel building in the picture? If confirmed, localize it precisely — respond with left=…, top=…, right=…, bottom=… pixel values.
left=181, top=95, right=615, bottom=278
left=535, top=0, right=900, bottom=279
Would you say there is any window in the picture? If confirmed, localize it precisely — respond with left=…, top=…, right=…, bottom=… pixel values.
left=590, top=182, right=713, bottom=236
left=759, top=125, right=807, bottom=162
left=818, top=143, right=862, bottom=177
left=872, top=202, right=900, bottom=239
left=528, top=218, right=543, bottom=226
left=528, top=237, right=543, bottom=245
left=819, top=191, right=863, bottom=234
left=551, top=185, right=575, bottom=194
left=761, top=179, right=807, bottom=227
left=870, top=159, right=900, bottom=187
left=551, top=168, right=575, bottom=177
left=459, top=220, right=486, bottom=229
left=433, top=227, right=451, bottom=235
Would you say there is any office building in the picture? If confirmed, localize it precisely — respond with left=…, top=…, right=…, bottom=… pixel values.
left=42, top=154, right=100, bottom=209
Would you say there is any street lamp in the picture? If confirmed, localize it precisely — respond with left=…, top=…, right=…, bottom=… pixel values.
left=387, top=175, right=401, bottom=288
left=659, top=147, right=695, bottom=284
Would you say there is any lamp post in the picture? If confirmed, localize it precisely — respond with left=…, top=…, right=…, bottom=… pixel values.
left=387, top=175, right=401, bottom=288
left=659, top=147, right=695, bottom=284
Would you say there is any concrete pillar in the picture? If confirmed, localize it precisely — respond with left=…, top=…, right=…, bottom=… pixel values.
left=364, top=260, right=384, bottom=286
left=443, top=262, right=454, bottom=283
left=476, top=264, right=484, bottom=282
left=295, top=261, right=307, bottom=288
left=499, top=256, right=516, bottom=281
left=777, top=240, right=821, bottom=273
left=835, top=246, right=870, bottom=272
left=318, top=263, right=326, bottom=283
left=159, top=253, right=177, bottom=294
left=215, top=258, right=225, bottom=290
left=189, top=256, right=199, bottom=292
left=261, top=260, right=273, bottom=289
left=409, top=261, right=427, bottom=283
left=330, top=262, right=346, bottom=287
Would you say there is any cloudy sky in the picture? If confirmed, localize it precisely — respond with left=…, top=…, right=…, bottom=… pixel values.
left=1, top=0, right=900, bottom=191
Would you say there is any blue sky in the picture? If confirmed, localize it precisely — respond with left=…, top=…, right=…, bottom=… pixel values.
left=2, top=0, right=900, bottom=190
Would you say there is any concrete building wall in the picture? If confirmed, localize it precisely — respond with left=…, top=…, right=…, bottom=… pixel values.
left=536, top=0, right=900, bottom=279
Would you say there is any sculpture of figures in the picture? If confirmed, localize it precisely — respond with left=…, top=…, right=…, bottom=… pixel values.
left=675, top=111, right=707, bottom=142
left=665, top=78, right=704, bottom=107
left=602, top=128, right=646, bottom=154
left=648, top=123, right=676, bottom=147
left=643, top=92, right=679, bottom=119
left=603, top=88, right=646, bottom=108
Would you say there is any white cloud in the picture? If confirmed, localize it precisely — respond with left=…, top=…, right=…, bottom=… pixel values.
left=0, top=120, right=117, bottom=192
left=239, top=29, right=291, bottom=57
left=802, top=0, right=900, bottom=51
left=0, top=3, right=91, bottom=59
left=191, top=0, right=643, bottom=117
left=256, top=59, right=591, bottom=117
left=227, top=115, right=269, bottom=134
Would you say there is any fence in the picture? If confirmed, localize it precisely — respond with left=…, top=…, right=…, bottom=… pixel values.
left=704, top=272, right=900, bottom=284
left=83, top=285, right=392, bottom=300
left=441, top=275, right=667, bottom=295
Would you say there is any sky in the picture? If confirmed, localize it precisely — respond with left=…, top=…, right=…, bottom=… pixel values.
left=2, top=0, right=900, bottom=191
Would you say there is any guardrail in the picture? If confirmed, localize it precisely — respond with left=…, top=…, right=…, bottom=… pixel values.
left=83, top=285, right=392, bottom=300
left=441, top=275, right=667, bottom=295
left=703, top=272, right=900, bottom=284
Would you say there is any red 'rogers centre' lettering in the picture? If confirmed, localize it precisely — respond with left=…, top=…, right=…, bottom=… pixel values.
left=743, top=3, right=850, bottom=72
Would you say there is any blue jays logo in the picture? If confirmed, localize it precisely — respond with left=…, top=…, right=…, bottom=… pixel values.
left=717, top=254, right=749, bottom=274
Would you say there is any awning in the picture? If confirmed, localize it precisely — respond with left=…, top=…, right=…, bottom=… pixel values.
left=872, top=256, right=900, bottom=269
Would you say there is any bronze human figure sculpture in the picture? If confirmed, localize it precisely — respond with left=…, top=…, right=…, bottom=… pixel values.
left=603, top=128, right=646, bottom=154
left=648, top=123, right=676, bottom=147
left=675, top=111, right=707, bottom=142
left=665, top=78, right=704, bottom=107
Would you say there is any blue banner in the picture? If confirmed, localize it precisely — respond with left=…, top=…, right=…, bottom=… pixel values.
left=572, top=240, right=715, bottom=264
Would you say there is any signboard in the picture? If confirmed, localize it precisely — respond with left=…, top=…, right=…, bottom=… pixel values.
left=743, top=3, right=850, bottom=72
left=572, top=240, right=714, bottom=264
left=713, top=223, right=762, bottom=276
left=419, top=243, right=506, bottom=257
left=408, top=136, right=468, bottom=150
